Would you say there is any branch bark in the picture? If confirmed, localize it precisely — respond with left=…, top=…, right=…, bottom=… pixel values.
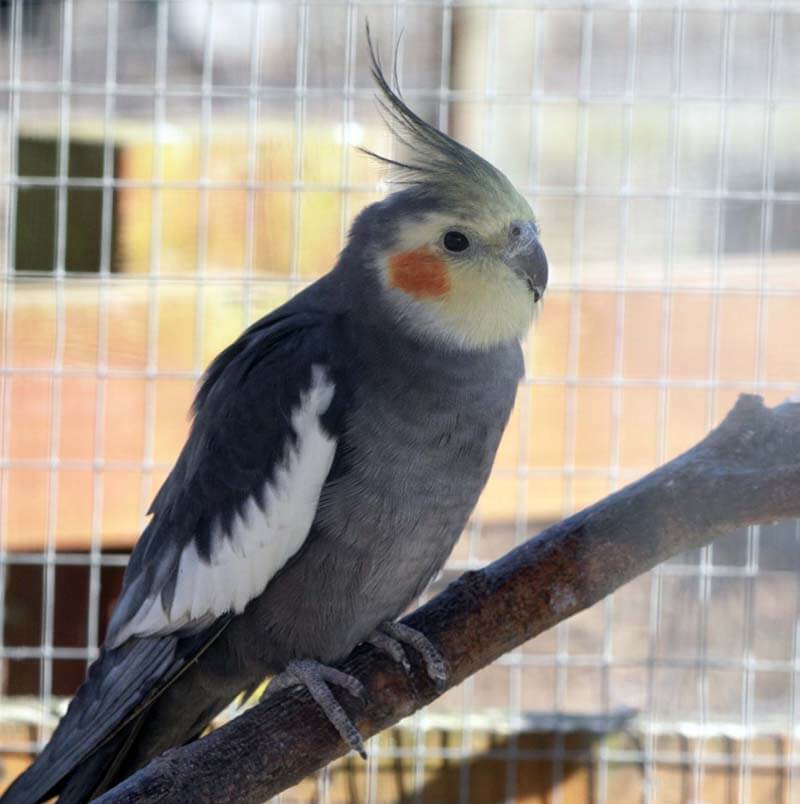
left=98, top=394, right=800, bottom=804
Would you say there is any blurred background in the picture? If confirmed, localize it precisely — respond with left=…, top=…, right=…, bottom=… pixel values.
left=0, top=0, right=799, bottom=801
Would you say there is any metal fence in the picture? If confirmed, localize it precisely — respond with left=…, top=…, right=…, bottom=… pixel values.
left=0, top=1, right=799, bottom=802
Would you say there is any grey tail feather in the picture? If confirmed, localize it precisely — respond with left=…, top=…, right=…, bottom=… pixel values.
left=55, top=723, right=144, bottom=804
left=2, top=682, right=226, bottom=803
left=1, top=620, right=232, bottom=803
left=0, top=718, right=142, bottom=804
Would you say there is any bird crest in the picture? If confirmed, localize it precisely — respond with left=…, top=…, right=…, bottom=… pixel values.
left=361, top=25, right=530, bottom=220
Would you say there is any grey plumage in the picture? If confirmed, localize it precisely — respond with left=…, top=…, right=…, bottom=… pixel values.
left=3, top=29, right=547, bottom=804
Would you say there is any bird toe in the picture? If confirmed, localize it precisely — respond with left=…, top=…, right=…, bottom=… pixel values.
left=378, top=622, right=448, bottom=688
left=314, top=662, right=367, bottom=701
left=365, top=629, right=412, bottom=673
left=284, top=659, right=367, bottom=758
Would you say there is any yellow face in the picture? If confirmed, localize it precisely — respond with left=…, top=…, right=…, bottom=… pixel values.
left=377, top=206, right=548, bottom=351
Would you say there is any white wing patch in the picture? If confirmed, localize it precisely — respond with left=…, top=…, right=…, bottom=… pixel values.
left=114, top=365, right=336, bottom=644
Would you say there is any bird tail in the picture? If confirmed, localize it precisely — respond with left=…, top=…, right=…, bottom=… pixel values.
left=49, top=723, right=144, bottom=804
left=61, top=695, right=227, bottom=803
left=2, top=710, right=143, bottom=804
left=3, top=675, right=231, bottom=803
left=2, top=625, right=235, bottom=803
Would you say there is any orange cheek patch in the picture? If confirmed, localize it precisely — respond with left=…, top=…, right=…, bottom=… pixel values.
left=388, top=247, right=451, bottom=299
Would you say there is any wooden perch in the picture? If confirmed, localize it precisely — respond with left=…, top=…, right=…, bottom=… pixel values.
left=98, top=394, right=800, bottom=804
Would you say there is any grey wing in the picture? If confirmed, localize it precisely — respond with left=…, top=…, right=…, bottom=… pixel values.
left=2, top=307, right=347, bottom=803
left=106, top=309, right=342, bottom=648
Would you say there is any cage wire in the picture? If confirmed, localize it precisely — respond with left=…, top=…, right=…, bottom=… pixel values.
left=0, top=1, right=799, bottom=802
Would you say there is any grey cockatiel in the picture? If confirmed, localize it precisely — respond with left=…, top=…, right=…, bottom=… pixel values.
left=4, top=33, right=548, bottom=804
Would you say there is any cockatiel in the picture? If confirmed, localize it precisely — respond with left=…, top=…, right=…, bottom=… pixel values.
left=4, top=31, right=548, bottom=804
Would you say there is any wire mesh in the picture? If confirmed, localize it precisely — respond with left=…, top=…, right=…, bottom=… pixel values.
left=0, top=1, right=799, bottom=802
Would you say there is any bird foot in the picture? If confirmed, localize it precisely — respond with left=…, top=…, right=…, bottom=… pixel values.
left=260, top=658, right=367, bottom=758
left=366, top=621, right=447, bottom=689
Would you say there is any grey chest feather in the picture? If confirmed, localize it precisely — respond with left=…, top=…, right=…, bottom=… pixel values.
left=238, top=339, right=523, bottom=665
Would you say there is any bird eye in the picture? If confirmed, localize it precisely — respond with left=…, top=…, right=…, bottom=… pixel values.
left=443, top=230, right=470, bottom=253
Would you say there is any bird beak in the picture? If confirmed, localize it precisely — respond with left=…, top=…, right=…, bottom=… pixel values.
left=505, top=221, right=548, bottom=303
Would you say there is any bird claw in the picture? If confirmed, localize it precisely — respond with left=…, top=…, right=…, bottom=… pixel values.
left=258, top=626, right=446, bottom=759
left=367, top=629, right=412, bottom=673
left=368, top=621, right=448, bottom=690
left=260, top=658, right=367, bottom=758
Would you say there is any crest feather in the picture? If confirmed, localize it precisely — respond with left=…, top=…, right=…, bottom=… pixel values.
left=362, top=24, right=521, bottom=210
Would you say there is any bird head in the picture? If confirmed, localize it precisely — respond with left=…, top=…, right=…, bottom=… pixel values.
left=344, top=30, right=548, bottom=352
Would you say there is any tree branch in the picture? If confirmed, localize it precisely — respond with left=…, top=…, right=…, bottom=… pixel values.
left=98, top=394, right=800, bottom=804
